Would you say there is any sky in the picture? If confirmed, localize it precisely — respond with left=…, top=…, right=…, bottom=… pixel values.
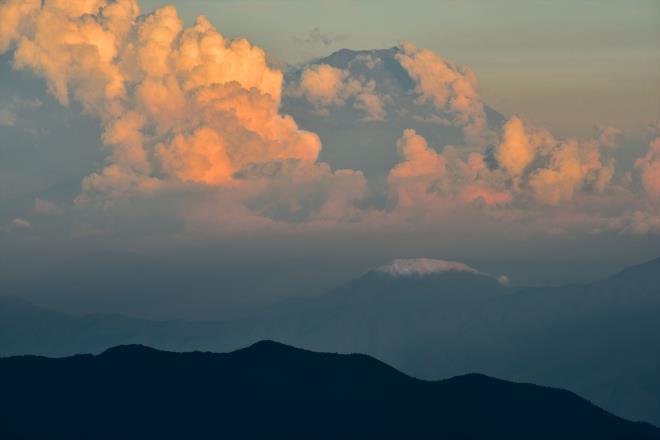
left=0, top=0, right=659, bottom=318
left=142, top=0, right=660, bottom=137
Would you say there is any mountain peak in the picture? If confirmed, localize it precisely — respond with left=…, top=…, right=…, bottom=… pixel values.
left=100, top=344, right=162, bottom=357
left=2, top=342, right=657, bottom=438
left=596, top=255, right=660, bottom=290
left=377, top=258, right=482, bottom=277
left=318, top=46, right=400, bottom=66
left=242, top=339, right=298, bottom=353
left=376, top=258, right=510, bottom=285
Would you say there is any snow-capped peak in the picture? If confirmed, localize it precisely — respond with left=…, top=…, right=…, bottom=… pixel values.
left=377, top=258, right=481, bottom=277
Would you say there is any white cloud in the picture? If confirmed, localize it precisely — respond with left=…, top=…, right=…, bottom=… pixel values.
left=290, top=64, right=386, bottom=121
left=0, top=96, right=42, bottom=127
left=377, top=258, right=482, bottom=277
left=1, top=218, right=31, bottom=232
left=33, top=198, right=64, bottom=216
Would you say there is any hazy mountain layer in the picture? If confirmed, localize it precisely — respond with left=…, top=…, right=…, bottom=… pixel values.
left=2, top=257, right=659, bottom=425
left=1, top=342, right=657, bottom=439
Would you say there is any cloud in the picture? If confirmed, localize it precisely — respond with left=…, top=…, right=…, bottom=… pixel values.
left=0, top=108, right=16, bottom=127
left=596, top=126, right=622, bottom=149
left=395, top=42, right=487, bottom=144
left=489, top=116, right=619, bottom=205
left=0, top=218, right=31, bottom=232
left=458, top=184, right=512, bottom=206
left=354, top=89, right=386, bottom=122
left=293, top=64, right=361, bottom=109
left=0, top=96, right=42, bottom=127
left=0, top=0, right=368, bottom=229
left=0, top=0, right=39, bottom=53
left=0, top=0, right=658, bottom=243
left=293, top=27, right=346, bottom=47
left=388, top=129, right=446, bottom=207
left=1, top=0, right=318, bottom=191
left=636, top=137, right=660, bottom=199
left=390, top=129, right=446, bottom=179
left=290, top=64, right=386, bottom=121
left=33, top=198, right=64, bottom=216
left=622, top=210, right=660, bottom=235
left=495, top=116, right=542, bottom=180
left=528, top=139, right=605, bottom=205
left=388, top=129, right=511, bottom=208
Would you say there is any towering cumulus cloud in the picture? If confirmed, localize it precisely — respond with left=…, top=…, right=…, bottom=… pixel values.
left=388, top=129, right=447, bottom=207
left=291, top=63, right=385, bottom=121
left=495, top=117, right=546, bottom=181
left=388, top=129, right=511, bottom=208
left=0, top=0, right=366, bottom=227
left=0, top=0, right=658, bottom=238
left=396, top=42, right=488, bottom=144
left=636, top=138, right=660, bottom=199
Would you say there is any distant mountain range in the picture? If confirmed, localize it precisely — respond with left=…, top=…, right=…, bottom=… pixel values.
left=1, top=341, right=657, bottom=439
left=2, top=256, right=659, bottom=425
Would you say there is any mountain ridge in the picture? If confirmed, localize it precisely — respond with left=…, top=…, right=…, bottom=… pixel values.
left=1, top=342, right=657, bottom=439
left=1, top=255, right=659, bottom=425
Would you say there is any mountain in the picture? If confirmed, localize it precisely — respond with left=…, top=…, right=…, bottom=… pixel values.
left=1, top=342, right=657, bottom=439
left=282, top=47, right=505, bottom=179
left=593, top=256, right=660, bottom=292
left=1, top=257, right=659, bottom=425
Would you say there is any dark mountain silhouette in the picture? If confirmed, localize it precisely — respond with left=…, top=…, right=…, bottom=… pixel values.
left=0, top=341, right=657, bottom=439
left=2, top=256, right=659, bottom=425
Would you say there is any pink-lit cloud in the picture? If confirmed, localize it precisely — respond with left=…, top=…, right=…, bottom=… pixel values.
left=396, top=42, right=488, bottom=144
left=0, top=0, right=658, bottom=240
left=636, top=138, right=660, bottom=199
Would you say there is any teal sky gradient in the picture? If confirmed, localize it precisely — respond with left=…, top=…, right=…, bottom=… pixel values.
left=143, top=0, right=660, bottom=137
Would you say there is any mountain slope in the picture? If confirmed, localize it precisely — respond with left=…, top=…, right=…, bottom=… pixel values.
left=1, top=256, right=659, bottom=425
left=0, top=342, right=657, bottom=439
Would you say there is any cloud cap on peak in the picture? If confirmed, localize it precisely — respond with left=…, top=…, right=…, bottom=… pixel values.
left=377, top=258, right=482, bottom=277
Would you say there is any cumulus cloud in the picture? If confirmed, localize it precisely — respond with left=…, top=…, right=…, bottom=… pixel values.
left=495, top=116, right=545, bottom=181
left=0, top=0, right=39, bottom=53
left=0, top=218, right=31, bottom=232
left=293, top=64, right=361, bottom=109
left=636, top=138, right=660, bottom=199
left=354, top=89, right=386, bottom=121
left=458, top=184, right=512, bottom=206
left=291, top=63, right=386, bottom=121
left=596, top=126, right=622, bottom=149
left=390, top=129, right=446, bottom=179
left=384, top=112, right=632, bottom=229
left=388, top=129, right=511, bottom=208
left=395, top=42, right=488, bottom=144
left=388, top=129, right=446, bottom=207
left=0, top=0, right=366, bottom=229
left=0, top=96, right=42, bottom=127
left=1, top=0, right=317, bottom=186
left=33, top=198, right=64, bottom=216
left=0, top=0, right=657, bottom=242
left=489, top=116, right=619, bottom=205
left=528, top=139, right=606, bottom=205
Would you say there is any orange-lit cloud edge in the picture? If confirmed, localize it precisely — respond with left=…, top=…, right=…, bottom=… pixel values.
left=0, top=0, right=658, bottom=238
